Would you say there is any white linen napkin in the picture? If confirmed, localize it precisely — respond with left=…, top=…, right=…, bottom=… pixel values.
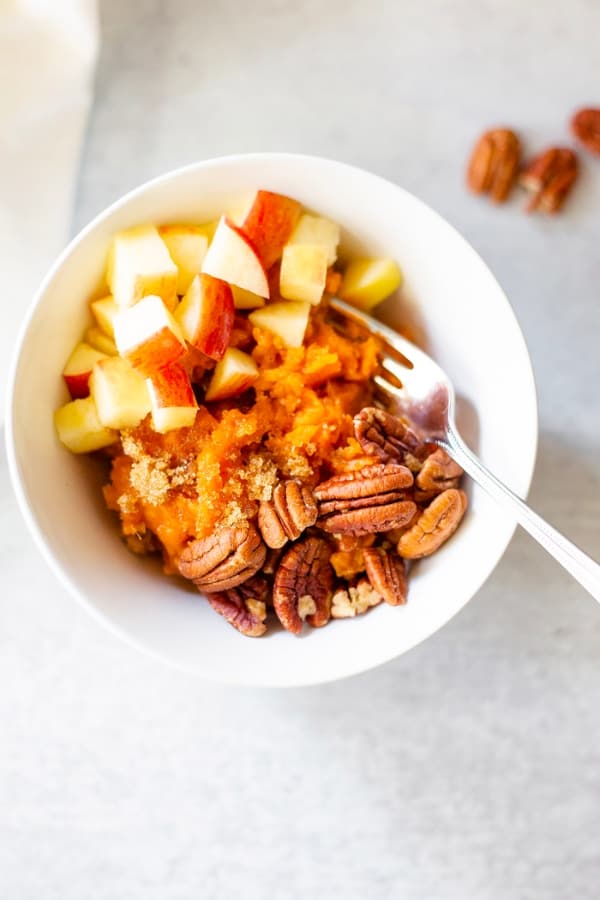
left=0, top=0, right=98, bottom=420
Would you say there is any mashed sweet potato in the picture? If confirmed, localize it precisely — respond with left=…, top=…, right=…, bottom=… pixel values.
left=103, top=309, right=381, bottom=573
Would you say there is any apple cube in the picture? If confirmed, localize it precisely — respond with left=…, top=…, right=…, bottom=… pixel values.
left=85, top=326, right=118, bottom=356
left=107, top=224, right=178, bottom=310
left=114, top=294, right=186, bottom=375
left=174, top=274, right=234, bottom=361
left=248, top=301, right=311, bottom=348
left=54, top=396, right=117, bottom=454
left=204, top=348, right=259, bottom=402
left=158, top=225, right=209, bottom=294
left=201, top=217, right=269, bottom=298
left=288, top=214, right=340, bottom=265
left=62, top=341, right=108, bottom=399
left=90, top=356, right=151, bottom=429
left=146, top=363, right=198, bottom=433
left=230, top=190, right=302, bottom=269
left=90, top=295, right=119, bottom=338
left=231, top=285, right=265, bottom=309
left=279, top=244, right=328, bottom=305
left=339, top=258, right=403, bottom=310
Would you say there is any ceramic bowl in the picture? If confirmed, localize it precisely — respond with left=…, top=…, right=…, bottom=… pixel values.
left=6, top=154, right=537, bottom=686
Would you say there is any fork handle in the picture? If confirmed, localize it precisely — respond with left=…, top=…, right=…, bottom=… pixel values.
left=443, top=428, right=600, bottom=602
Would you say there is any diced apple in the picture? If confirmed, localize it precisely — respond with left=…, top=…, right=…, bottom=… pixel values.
left=288, top=214, right=340, bottom=265
left=231, top=285, right=266, bottom=309
left=279, top=244, right=328, bottom=305
left=158, top=225, right=209, bottom=294
left=90, top=295, right=119, bottom=338
left=174, top=274, right=234, bottom=361
left=113, top=294, right=187, bottom=375
left=201, top=217, right=269, bottom=298
left=146, top=363, right=198, bottom=433
left=85, top=326, right=118, bottom=356
left=204, top=348, right=259, bottom=402
left=54, top=396, right=117, bottom=454
left=339, top=258, right=403, bottom=310
left=230, top=190, right=302, bottom=269
left=107, top=224, right=178, bottom=310
left=62, top=341, right=108, bottom=399
left=248, top=301, right=311, bottom=348
left=90, top=356, right=151, bottom=429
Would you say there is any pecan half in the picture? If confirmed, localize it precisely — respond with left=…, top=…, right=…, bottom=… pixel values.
left=354, top=407, right=421, bottom=463
left=466, top=128, right=521, bottom=202
left=273, top=536, right=333, bottom=634
left=520, top=147, right=578, bottom=213
left=363, top=547, right=408, bottom=606
left=315, top=463, right=416, bottom=535
left=178, top=524, right=266, bottom=592
left=415, top=447, right=463, bottom=494
left=331, top=578, right=383, bottom=618
left=571, top=108, right=600, bottom=155
left=398, top=489, right=467, bottom=559
left=258, top=480, right=318, bottom=549
left=207, top=576, right=269, bottom=637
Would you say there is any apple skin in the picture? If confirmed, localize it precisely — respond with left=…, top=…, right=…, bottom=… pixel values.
left=62, top=341, right=108, bottom=399
left=201, top=217, right=270, bottom=298
left=234, top=191, right=302, bottom=269
left=114, top=294, right=187, bottom=376
left=204, top=347, right=259, bottom=402
left=174, top=273, right=234, bottom=361
left=146, top=363, right=198, bottom=433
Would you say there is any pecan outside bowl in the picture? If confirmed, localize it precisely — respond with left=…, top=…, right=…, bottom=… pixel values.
left=5, top=154, right=538, bottom=686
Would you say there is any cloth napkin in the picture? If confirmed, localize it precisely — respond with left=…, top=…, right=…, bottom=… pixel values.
left=0, top=0, right=98, bottom=421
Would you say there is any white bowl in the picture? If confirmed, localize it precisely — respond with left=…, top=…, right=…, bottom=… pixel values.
left=6, top=154, right=537, bottom=686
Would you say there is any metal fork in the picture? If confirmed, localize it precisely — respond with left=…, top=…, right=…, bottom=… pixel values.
left=329, top=297, right=600, bottom=602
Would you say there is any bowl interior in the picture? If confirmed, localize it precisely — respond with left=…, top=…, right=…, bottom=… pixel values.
left=7, top=154, right=537, bottom=686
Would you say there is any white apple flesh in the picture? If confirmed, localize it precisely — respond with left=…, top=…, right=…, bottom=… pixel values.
left=54, top=396, right=117, bottom=454
left=279, top=244, right=328, bottom=306
left=248, top=301, right=311, bottom=348
left=90, top=356, right=151, bottom=430
left=113, top=294, right=187, bottom=375
left=107, top=224, right=178, bottom=310
left=62, top=341, right=108, bottom=399
left=146, top=363, right=198, bottom=433
left=201, top=217, right=269, bottom=298
left=204, top=347, right=259, bottom=402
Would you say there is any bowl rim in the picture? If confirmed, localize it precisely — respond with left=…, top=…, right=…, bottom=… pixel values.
left=5, top=152, right=538, bottom=685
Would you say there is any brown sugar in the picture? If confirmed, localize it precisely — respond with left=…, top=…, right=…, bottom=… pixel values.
left=103, top=309, right=381, bottom=572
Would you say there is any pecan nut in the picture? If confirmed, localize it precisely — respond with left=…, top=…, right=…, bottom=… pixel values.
left=571, top=108, right=600, bottom=155
left=331, top=578, right=382, bottom=618
left=207, top=575, right=269, bottom=637
left=397, top=489, right=467, bottom=559
left=258, top=480, right=318, bottom=549
left=315, top=463, right=416, bottom=535
left=415, top=447, right=463, bottom=494
left=178, top=524, right=266, bottom=592
left=273, top=536, right=333, bottom=634
left=363, top=547, right=408, bottom=606
left=520, top=147, right=578, bottom=213
left=466, top=128, right=521, bottom=203
left=354, top=407, right=421, bottom=463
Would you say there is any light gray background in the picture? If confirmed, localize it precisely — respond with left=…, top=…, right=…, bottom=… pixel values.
left=2, top=1, right=599, bottom=897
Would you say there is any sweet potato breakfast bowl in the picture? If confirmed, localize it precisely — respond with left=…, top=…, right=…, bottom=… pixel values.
left=5, top=154, right=537, bottom=686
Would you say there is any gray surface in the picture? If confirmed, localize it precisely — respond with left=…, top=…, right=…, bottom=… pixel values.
left=2, top=1, right=600, bottom=897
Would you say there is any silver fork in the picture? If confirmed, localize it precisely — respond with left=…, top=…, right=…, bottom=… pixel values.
left=329, top=297, right=600, bottom=602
